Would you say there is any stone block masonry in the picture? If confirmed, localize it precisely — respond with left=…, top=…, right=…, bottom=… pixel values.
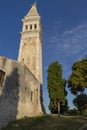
left=0, top=56, right=44, bottom=128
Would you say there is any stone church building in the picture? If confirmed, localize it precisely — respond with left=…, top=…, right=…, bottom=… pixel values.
left=0, top=3, right=44, bottom=127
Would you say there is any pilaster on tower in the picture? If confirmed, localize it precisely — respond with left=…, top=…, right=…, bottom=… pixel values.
left=18, top=3, right=43, bottom=84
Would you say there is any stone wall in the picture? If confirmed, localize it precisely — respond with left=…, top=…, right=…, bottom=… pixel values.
left=0, top=56, right=44, bottom=128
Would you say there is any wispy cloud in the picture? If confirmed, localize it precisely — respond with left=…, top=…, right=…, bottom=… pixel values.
left=48, top=23, right=87, bottom=58
left=43, top=23, right=87, bottom=79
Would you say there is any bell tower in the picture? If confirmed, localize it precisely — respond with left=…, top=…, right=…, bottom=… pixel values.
left=18, top=3, right=42, bottom=84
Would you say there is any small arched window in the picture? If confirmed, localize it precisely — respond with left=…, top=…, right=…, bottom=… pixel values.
left=0, top=70, right=5, bottom=88
left=31, top=91, right=33, bottom=101
left=36, top=89, right=38, bottom=103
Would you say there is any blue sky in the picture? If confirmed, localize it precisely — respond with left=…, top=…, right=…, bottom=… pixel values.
left=0, top=0, right=87, bottom=113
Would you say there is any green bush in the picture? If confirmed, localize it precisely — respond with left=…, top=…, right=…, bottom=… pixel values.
left=68, top=109, right=80, bottom=116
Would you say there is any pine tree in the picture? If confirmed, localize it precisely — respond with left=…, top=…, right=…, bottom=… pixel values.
left=47, top=61, right=66, bottom=115
left=68, top=58, right=87, bottom=95
left=73, top=93, right=87, bottom=112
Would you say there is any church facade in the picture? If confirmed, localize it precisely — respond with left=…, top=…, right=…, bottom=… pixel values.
left=0, top=3, right=44, bottom=127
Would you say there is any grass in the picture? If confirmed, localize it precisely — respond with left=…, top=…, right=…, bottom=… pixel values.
left=2, top=114, right=87, bottom=130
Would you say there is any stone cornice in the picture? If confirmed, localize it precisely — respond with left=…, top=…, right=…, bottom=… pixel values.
left=20, top=30, right=42, bottom=35
left=22, top=17, right=40, bottom=23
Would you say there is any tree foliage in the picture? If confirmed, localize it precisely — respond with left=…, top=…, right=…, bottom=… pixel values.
left=68, top=58, right=87, bottom=95
left=47, top=61, right=67, bottom=113
left=73, top=93, right=87, bottom=112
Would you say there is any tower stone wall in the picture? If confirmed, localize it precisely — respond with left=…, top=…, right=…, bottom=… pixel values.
left=18, top=3, right=42, bottom=84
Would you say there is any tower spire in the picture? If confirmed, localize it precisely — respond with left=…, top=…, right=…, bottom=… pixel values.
left=26, top=1, right=39, bottom=17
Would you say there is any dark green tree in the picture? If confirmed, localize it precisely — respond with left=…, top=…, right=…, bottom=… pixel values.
left=68, top=58, right=87, bottom=95
left=47, top=61, right=67, bottom=115
left=73, top=93, right=87, bottom=112
left=61, top=99, right=69, bottom=114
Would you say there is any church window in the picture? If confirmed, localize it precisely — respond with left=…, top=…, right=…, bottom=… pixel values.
left=31, top=91, right=33, bottom=101
left=30, top=24, right=32, bottom=30
left=36, top=89, right=38, bottom=103
left=34, top=24, right=37, bottom=29
left=25, top=25, right=28, bottom=30
left=0, top=70, right=5, bottom=88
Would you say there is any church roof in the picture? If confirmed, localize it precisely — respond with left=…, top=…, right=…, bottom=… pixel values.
left=26, top=3, right=39, bottom=17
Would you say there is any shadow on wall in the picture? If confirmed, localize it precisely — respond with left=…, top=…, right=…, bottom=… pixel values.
left=0, top=68, right=19, bottom=128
